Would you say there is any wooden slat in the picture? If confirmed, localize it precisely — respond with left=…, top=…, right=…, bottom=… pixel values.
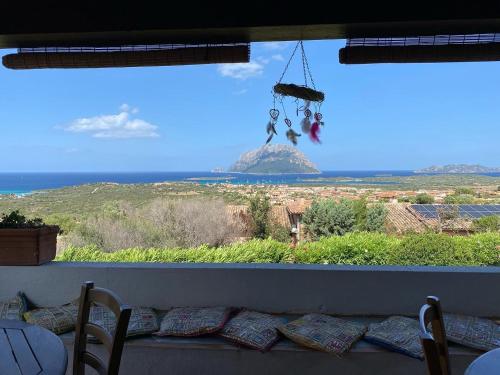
left=23, top=325, right=67, bottom=375
left=2, top=45, right=250, bottom=70
left=339, top=43, right=500, bottom=64
left=5, top=328, right=41, bottom=375
left=0, top=329, right=22, bottom=375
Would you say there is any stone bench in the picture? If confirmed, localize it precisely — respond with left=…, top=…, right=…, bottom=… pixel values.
left=59, top=316, right=482, bottom=375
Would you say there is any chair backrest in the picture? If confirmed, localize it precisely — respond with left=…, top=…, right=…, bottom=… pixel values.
left=73, top=281, right=132, bottom=375
left=419, top=296, right=451, bottom=375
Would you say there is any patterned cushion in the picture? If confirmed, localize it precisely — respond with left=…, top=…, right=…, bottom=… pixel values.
left=443, top=313, right=500, bottom=351
left=219, top=310, right=286, bottom=352
left=24, top=302, right=79, bottom=334
left=364, top=316, right=423, bottom=359
left=89, top=305, right=159, bottom=342
left=156, top=307, right=231, bottom=337
left=0, top=293, right=28, bottom=321
left=278, top=314, right=367, bottom=355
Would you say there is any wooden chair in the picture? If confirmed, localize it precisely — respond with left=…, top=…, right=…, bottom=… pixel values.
left=419, top=296, right=451, bottom=375
left=73, top=281, right=132, bottom=375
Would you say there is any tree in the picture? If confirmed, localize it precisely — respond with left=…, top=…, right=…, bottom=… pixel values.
left=351, top=197, right=368, bottom=231
left=248, top=194, right=271, bottom=239
left=414, top=193, right=434, bottom=204
left=302, top=199, right=355, bottom=239
left=365, top=204, right=388, bottom=232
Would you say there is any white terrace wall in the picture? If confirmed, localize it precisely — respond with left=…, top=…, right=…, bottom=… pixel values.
left=1, top=263, right=500, bottom=317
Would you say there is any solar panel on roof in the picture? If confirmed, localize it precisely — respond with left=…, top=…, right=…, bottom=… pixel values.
left=410, top=204, right=500, bottom=219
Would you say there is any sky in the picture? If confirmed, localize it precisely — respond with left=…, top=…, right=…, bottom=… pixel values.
left=0, top=40, right=499, bottom=172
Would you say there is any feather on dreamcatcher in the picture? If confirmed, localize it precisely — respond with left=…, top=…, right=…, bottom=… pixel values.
left=265, top=41, right=325, bottom=145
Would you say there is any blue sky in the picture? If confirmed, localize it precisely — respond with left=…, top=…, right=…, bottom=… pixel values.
left=0, top=40, right=498, bottom=172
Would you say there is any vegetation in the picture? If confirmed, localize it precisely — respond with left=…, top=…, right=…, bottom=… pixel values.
left=473, top=216, right=500, bottom=233
left=248, top=194, right=271, bottom=239
left=65, top=199, right=245, bottom=251
left=365, top=204, right=388, bottom=232
left=58, top=232, right=500, bottom=267
left=414, top=193, right=434, bottom=204
left=444, top=193, right=475, bottom=204
left=0, top=210, right=45, bottom=228
left=302, top=199, right=356, bottom=239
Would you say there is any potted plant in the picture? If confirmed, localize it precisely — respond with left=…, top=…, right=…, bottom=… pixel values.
left=0, top=210, right=59, bottom=265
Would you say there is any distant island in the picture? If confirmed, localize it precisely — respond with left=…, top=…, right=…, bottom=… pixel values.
left=229, top=144, right=320, bottom=174
left=415, top=164, right=500, bottom=174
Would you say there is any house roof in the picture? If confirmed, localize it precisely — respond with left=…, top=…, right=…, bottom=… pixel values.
left=385, top=203, right=428, bottom=234
left=270, top=206, right=292, bottom=229
left=286, top=199, right=312, bottom=215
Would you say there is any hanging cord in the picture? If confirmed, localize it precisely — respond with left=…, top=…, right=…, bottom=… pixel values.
left=276, top=41, right=301, bottom=84
left=300, top=41, right=317, bottom=90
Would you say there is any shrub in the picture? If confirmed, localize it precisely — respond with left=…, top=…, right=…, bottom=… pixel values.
left=44, top=214, right=78, bottom=234
left=65, top=198, right=245, bottom=252
left=444, top=194, right=475, bottom=204
left=248, top=194, right=271, bottom=239
left=414, top=193, right=434, bottom=204
left=302, top=199, right=355, bottom=239
left=365, top=204, right=388, bottom=232
left=269, top=224, right=291, bottom=243
left=295, top=232, right=398, bottom=265
left=473, top=216, right=500, bottom=232
left=454, top=187, right=475, bottom=196
left=57, top=232, right=500, bottom=267
left=388, top=232, right=500, bottom=266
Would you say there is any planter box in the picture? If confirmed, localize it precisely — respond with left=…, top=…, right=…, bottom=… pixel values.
left=0, top=226, right=59, bottom=265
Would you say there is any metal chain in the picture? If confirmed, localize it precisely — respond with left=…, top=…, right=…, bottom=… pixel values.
left=277, top=41, right=301, bottom=84
left=300, top=41, right=309, bottom=87
left=300, top=41, right=316, bottom=89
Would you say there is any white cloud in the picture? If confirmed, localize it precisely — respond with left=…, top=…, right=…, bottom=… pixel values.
left=62, top=105, right=159, bottom=139
left=233, top=89, right=248, bottom=95
left=260, top=42, right=292, bottom=50
left=217, top=61, right=264, bottom=80
left=271, top=54, right=284, bottom=61
left=119, top=103, right=139, bottom=114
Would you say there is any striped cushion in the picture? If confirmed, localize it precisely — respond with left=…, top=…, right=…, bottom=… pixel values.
left=278, top=314, right=367, bottom=355
left=0, top=293, right=28, bottom=321
left=24, top=302, right=79, bottom=334
left=219, top=310, right=286, bottom=351
left=89, top=305, right=159, bottom=342
left=156, top=307, right=231, bottom=337
left=364, top=316, right=423, bottom=359
left=444, top=313, right=500, bottom=351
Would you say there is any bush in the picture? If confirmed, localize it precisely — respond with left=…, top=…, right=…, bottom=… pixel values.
left=473, top=216, right=500, bottom=232
left=302, top=199, right=355, bottom=239
left=365, top=204, right=388, bottom=232
left=248, top=195, right=270, bottom=239
left=388, top=232, right=499, bottom=266
left=414, top=193, right=434, bottom=204
left=444, top=194, right=475, bottom=204
left=58, top=232, right=500, bottom=267
left=454, top=187, right=475, bottom=195
left=65, top=198, right=245, bottom=252
left=269, top=224, right=291, bottom=243
left=295, top=232, right=398, bottom=265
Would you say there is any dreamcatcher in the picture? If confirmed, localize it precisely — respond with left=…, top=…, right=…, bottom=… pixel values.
left=266, top=41, right=325, bottom=146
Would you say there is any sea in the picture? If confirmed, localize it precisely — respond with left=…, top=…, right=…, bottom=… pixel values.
left=0, top=171, right=499, bottom=195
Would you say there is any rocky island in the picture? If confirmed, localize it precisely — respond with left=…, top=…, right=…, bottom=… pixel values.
left=415, top=164, right=500, bottom=174
left=229, top=144, right=320, bottom=174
